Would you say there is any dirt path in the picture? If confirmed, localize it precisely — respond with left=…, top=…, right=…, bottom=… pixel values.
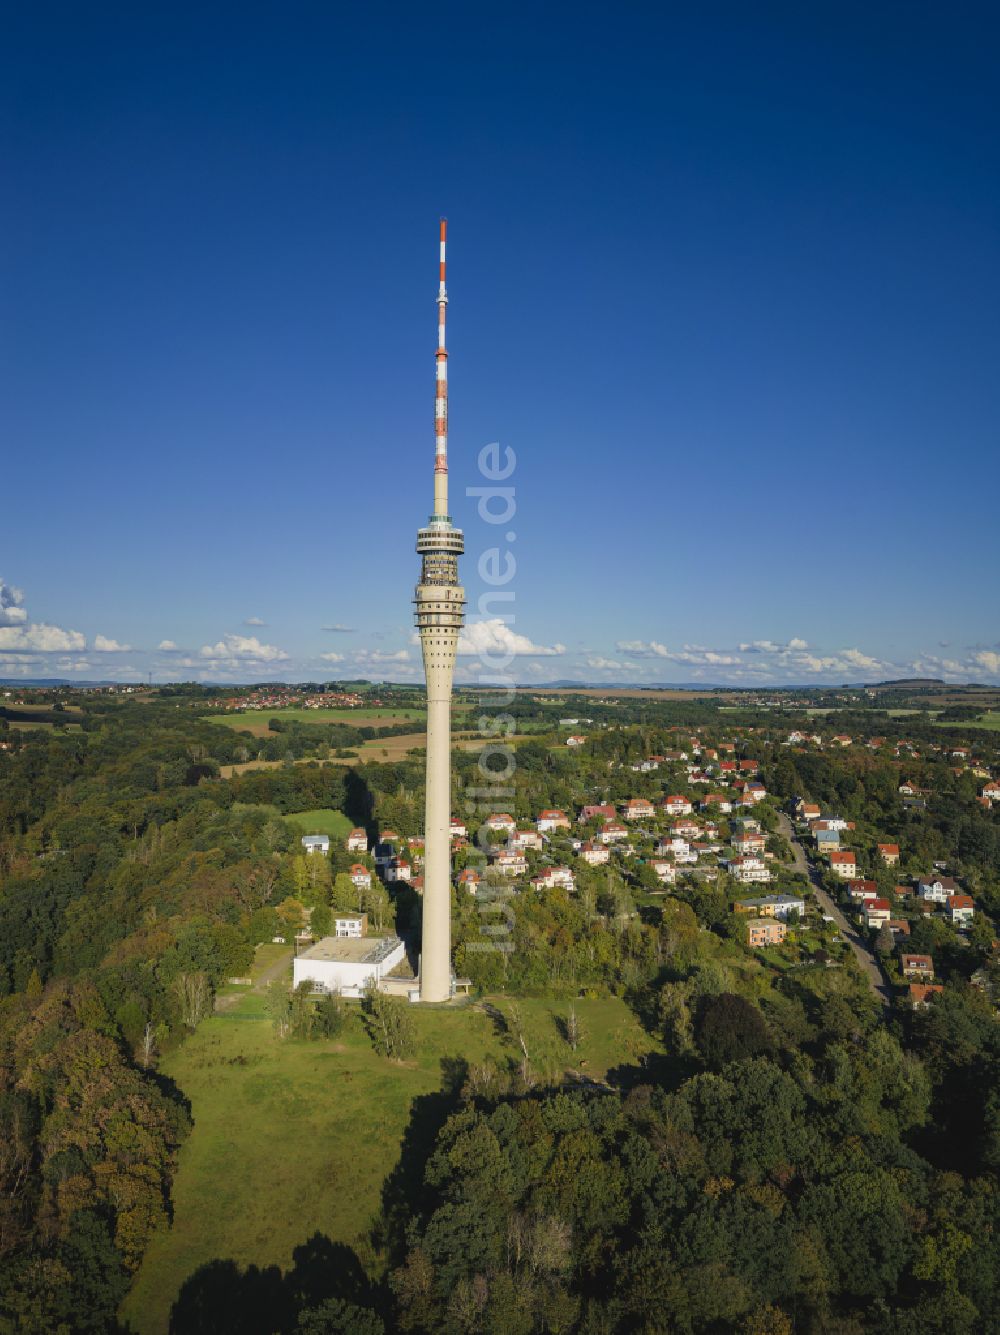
left=779, top=811, right=892, bottom=1010
left=213, top=945, right=293, bottom=1013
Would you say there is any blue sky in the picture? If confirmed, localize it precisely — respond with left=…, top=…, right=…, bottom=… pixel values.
left=2, top=3, right=998, bottom=685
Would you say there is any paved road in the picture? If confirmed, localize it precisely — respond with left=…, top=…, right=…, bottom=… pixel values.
left=778, top=811, right=893, bottom=1010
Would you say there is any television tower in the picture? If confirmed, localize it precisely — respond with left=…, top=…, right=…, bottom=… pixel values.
left=415, top=218, right=465, bottom=1003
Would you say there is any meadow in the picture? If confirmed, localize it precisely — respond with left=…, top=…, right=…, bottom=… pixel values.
left=282, top=808, right=355, bottom=840
left=121, top=963, right=657, bottom=1335
left=203, top=708, right=427, bottom=737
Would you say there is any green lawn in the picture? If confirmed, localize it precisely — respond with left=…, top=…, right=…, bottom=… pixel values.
left=121, top=976, right=656, bottom=1335
left=283, top=809, right=354, bottom=841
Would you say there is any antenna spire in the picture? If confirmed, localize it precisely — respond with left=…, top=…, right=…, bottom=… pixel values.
left=433, top=218, right=448, bottom=517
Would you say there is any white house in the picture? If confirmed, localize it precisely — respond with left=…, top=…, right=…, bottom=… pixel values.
left=346, top=828, right=368, bottom=852
left=536, top=809, right=570, bottom=832
left=918, top=875, right=960, bottom=904
left=580, top=841, right=610, bottom=866
left=301, top=834, right=330, bottom=855
left=292, top=935, right=406, bottom=998
left=728, top=856, right=772, bottom=884
left=333, top=913, right=366, bottom=938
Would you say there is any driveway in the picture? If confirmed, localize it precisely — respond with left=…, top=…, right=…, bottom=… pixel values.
left=778, top=811, right=892, bottom=1010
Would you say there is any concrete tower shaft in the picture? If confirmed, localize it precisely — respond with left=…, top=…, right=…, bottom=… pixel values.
left=415, top=218, right=464, bottom=1003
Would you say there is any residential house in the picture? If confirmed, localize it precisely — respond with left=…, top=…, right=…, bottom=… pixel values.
left=346, top=828, right=368, bottom=853
left=829, top=850, right=857, bottom=879
left=511, top=828, right=544, bottom=852
left=456, top=869, right=480, bottom=893
left=623, top=798, right=656, bottom=822
left=702, top=794, right=732, bottom=813
left=596, top=822, right=629, bottom=845
left=728, top=855, right=772, bottom=884
left=531, top=865, right=575, bottom=891
left=918, top=874, right=961, bottom=904
left=493, top=850, right=527, bottom=876
left=450, top=817, right=468, bottom=838
left=349, top=864, right=372, bottom=891
left=847, top=879, right=879, bottom=902
left=901, top=954, right=934, bottom=981
left=864, top=898, right=891, bottom=929
left=333, top=913, right=367, bottom=939
left=662, top=795, right=694, bottom=816
left=580, top=841, right=610, bottom=866
left=580, top=803, right=616, bottom=823
left=877, top=843, right=900, bottom=866
left=537, top=809, right=570, bottom=832
left=947, top=894, right=975, bottom=927
left=908, top=983, right=944, bottom=1008
left=747, top=918, right=787, bottom=948
left=484, top=813, right=517, bottom=836
left=301, top=834, right=330, bottom=856
left=566, top=735, right=586, bottom=747
left=650, top=859, right=676, bottom=884
left=735, top=894, right=805, bottom=920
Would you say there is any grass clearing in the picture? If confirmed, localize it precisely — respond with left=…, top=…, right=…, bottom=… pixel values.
left=121, top=973, right=657, bottom=1335
left=283, top=809, right=354, bottom=840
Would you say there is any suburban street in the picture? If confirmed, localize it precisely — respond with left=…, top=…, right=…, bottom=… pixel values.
left=778, top=811, right=893, bottom=1009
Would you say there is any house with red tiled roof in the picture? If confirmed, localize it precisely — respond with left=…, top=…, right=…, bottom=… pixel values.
left=864, top=898, right=891, bottom=928
left=346, top=828, right=368, bottom=852
left=580, top=803, right=616, bottom=823
left=908, top=983, right=944, bottom=1008
left=537, top=809, right=570, bottom=832
left=877, top=843, right=900, bottom=866
left=901, top=954, right=934, bottom=980
left=623, top=798, right=655, bottom=821
left=947, top=894, right=975, bottom=926
left=830, top=850, right=857, bottom=879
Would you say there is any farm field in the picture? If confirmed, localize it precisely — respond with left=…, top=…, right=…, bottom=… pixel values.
left=202, top=708, right=427, bottom=737
left=122, top=971, right=656, bottom=1335
left=934, top=711, right=1000, bottom=731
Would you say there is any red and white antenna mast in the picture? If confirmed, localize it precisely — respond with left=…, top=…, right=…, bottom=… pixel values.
left=433, top=217, right=448, bottom=517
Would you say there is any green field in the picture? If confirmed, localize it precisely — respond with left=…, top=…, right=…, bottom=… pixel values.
left=121, top=968, right=656, bottom=1335
left=204, top=707, right=427, bottom=728
left=933, top=711, right=1000, bottom=731
left=282, top=809, right=354, bottom=840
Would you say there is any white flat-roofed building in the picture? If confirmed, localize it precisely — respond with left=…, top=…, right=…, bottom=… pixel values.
left=301, top=834, right=330, bottom=855
left=293, top=934, right=406, bottom=998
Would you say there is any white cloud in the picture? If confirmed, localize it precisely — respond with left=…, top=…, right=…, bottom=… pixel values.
left=243, top=616, right=266, bottom=627
left=0, top=579, right=27, bottom=626
left=970, top=649, right=1000, bottom=677
left=157, top=639, right=180, bottom=652
left=788, top=637, right=809, bottom=651
left=319, top=651, right=346, bottom=664
left=0, top=623, right=87, bottom=653
left=199, top=634, right=290, bottom=663
left=838, top=647, right=885, bottom=671
left=616, top=639, right=671, bottom=658
left=356, top=648, right=411, bottom=664
left=323, top=624, right=355, bottom=633
left=616, top=639, right=740, bottom=667
left=585, top=656, right=624, bottom=670
left=93, top=634, right=134, bottom=653
left=458, top=620, right=565, bottom=657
